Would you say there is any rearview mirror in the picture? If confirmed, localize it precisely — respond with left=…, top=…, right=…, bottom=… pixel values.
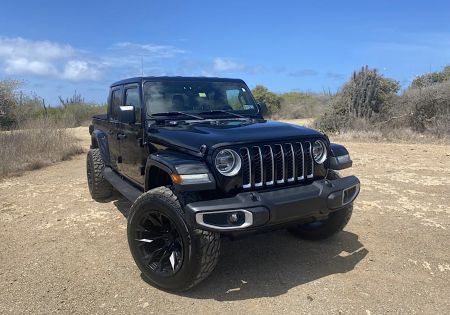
left=119, top=105, right=135, bottom=124
left=257, top=102, right=268, bottom=117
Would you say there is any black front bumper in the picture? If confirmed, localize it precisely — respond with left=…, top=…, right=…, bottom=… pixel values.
left=184, top=175, right=360, bottom=232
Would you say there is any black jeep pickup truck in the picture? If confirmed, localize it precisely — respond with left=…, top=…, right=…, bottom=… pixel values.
left=87, top=76, right=360, bottom=291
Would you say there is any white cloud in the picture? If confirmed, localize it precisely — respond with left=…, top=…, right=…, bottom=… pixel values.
left=5, top=58, right=58, bottom=76
left=61, top=60, right=102, bottom=80
left=211, top=57, right=263, bottom=75
left=0, top=37, right=74, bottom=60
left=112, top=42, right=186, bottom=58
left=213, top=57, right=245, bottom=72
left=0, top=37, right=101, bottom=80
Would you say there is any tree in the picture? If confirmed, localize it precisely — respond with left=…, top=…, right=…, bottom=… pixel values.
left=411, top=65, right=450, bottom=89
left=251, top=85, right=281, bottom=115
left=0, top=80, right=21, bottom=129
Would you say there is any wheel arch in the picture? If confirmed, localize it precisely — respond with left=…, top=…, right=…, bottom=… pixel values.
left=145, top=164, right=174, bottom=191
left=91, top=129, right=111, bottom=165
left=144, top=151, right=215, bottom=192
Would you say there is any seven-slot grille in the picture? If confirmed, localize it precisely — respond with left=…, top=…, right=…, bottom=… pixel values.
left=239, top=141, right=315, bottom=189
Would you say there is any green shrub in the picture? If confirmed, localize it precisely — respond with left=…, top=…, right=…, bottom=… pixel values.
left=411, top=65, right=450, bottom=89
left=251, top=85, right=282, bottom=115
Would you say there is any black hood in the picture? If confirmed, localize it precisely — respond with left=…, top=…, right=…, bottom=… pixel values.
left=148, top=119, right=325, bottom=154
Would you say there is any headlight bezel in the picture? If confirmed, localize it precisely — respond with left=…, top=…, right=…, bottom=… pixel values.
left=214, top=149, right=242, bottom=176
left=312, top=140, right=328, bottom=164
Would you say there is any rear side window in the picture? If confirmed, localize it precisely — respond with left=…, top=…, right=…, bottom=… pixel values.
left=110, top=88, right=122, bottom=121
left=124, top=87, right=141, bottom=123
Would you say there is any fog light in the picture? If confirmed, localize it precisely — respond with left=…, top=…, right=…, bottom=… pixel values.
left=229, top=213, right=239, bottom=223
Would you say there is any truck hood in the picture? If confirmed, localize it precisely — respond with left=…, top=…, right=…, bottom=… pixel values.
left=148, top=119, right=324, bottom=154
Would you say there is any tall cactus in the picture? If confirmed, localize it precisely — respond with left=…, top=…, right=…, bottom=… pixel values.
left=345, top=66, right=379, bottom=120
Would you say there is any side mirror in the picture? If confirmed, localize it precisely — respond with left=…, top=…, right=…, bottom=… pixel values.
left=257, top=102, right=268, bottom=117
left=118, top=105, right=135, bottom=124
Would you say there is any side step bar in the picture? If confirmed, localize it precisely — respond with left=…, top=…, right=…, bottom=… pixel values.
left=103, top=167, right=142, bottom=202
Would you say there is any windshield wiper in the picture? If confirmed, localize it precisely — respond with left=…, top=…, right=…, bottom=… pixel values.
left=148, top=111, right=205, bottom=120
left=197, top=110, right=248, bottom=119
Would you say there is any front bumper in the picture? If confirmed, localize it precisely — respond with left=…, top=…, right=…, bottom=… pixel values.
left=184, top=176, right=360, bottom=232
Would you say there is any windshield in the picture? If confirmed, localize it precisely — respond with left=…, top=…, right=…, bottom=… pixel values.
left=144, top=81, right=258, bottom=117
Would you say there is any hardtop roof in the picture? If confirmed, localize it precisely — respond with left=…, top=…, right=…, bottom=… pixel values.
left=110, top=76, right=245, bottom=87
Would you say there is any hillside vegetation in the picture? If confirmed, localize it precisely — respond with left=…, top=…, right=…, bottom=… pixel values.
left=0, top=81, right=106, bottom=130
left=252, top=65, right=450, bottom=140
left=0, top=81, right=95, bottom=177
left=1, top=64, right=449, bottom=176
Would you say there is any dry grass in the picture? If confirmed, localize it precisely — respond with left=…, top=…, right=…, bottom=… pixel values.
left=280, top=118, right=449, bottom=144
left=332, top=128, right=449, bottom=144
left=0, top=119, right=84, bottom=177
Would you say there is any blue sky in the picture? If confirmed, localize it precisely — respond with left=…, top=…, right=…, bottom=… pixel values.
left=0, top=0, right=449, bottom=104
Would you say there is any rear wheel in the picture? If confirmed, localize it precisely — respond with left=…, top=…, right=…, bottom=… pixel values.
left=86, top=148, right=113, bottom=200
left=288, top=170, right=353, bottom=240
left=127, top=187, right=220, bottom=291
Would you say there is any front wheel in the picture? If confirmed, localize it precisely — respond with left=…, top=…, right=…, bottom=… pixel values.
left=127, top=187, right=220, bottom=292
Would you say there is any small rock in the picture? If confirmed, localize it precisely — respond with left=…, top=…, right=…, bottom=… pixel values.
left=307, top=295, right=314, bottom=301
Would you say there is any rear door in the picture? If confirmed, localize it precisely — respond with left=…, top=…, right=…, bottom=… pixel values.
left=108, top=86, right=123, bottom=170
left=118, top=84, right=146, bottom=185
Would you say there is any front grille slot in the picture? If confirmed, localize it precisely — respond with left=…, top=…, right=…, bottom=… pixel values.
left=252, top=146, right=263, bottom=187
left=262, top=145, right=274, bottom=185
left=239, top=140, right=317, bottom=189
left=240, top=148, right=251, bottom=188
left=304, top=141, right=314, bottom=178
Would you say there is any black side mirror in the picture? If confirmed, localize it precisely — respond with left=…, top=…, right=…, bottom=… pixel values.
left=118, top=105, right=135, bottom=124
left=257, top=102, right=268, bottom=117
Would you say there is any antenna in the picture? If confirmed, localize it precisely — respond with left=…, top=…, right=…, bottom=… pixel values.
left=141, top=56, right=144, bottom=76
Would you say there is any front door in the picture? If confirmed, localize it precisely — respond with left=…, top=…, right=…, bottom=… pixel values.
left=118, top=84, right=146, bottom=185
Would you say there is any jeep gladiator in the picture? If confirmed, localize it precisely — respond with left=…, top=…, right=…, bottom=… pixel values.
left=87, top=76, right=360, bottom=291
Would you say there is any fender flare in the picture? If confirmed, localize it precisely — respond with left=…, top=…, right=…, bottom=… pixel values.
left=91, top=129, right=111, bottom=165
left=144, top=150, right=216, bottom=192
left=329, top=143, right=352, bottom=170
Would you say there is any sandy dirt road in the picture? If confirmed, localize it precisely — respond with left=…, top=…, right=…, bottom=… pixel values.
left=1, top=125, right=449, bottom=314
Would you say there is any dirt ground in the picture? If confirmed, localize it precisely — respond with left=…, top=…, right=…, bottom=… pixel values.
left=1, top=124, right=449, bottom=314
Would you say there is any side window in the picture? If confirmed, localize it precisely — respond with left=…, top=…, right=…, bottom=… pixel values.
left=110, top=89, right=122, bottom=121
left=124, top=87, right=141, bottom=123
left=226, top=89, right=240, bottom=109
left=226, top=88, right=255, bottom=111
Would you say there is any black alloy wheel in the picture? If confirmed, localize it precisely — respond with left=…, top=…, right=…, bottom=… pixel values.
left=131, top=210, right=184, bottom=276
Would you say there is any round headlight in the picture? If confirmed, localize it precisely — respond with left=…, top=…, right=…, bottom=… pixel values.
left=313, top=140, right=327, bottom=164
left=215, top=149, right=241, bottom=176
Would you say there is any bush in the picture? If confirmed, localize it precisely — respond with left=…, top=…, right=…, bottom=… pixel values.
left=273, top=92, right=330, bottom=119
left=0, top=80, right=21, bottom=129
left=315, top=66, right=399, bottom=132
left=393, top=81, right=450, bottom=136
left=411, top=65, right=450, bottom=89
left=252, top=85, right=282, bottom=115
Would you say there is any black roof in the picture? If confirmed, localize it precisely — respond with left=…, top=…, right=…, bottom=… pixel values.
left=111, top=76, right=245, bottom=87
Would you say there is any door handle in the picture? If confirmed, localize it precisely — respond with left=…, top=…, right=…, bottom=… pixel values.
left=117, top=133, right=127, bottom=140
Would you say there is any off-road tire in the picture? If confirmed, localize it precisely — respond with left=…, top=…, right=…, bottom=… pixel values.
left=86, top=148, right=113, bottom=200
left=127, top=186, right=220, bottom=292
left=288, top=170, right=353, bottom=240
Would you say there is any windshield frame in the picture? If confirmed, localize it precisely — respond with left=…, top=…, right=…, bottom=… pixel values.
left=143, top=80, right=261, bottom=119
